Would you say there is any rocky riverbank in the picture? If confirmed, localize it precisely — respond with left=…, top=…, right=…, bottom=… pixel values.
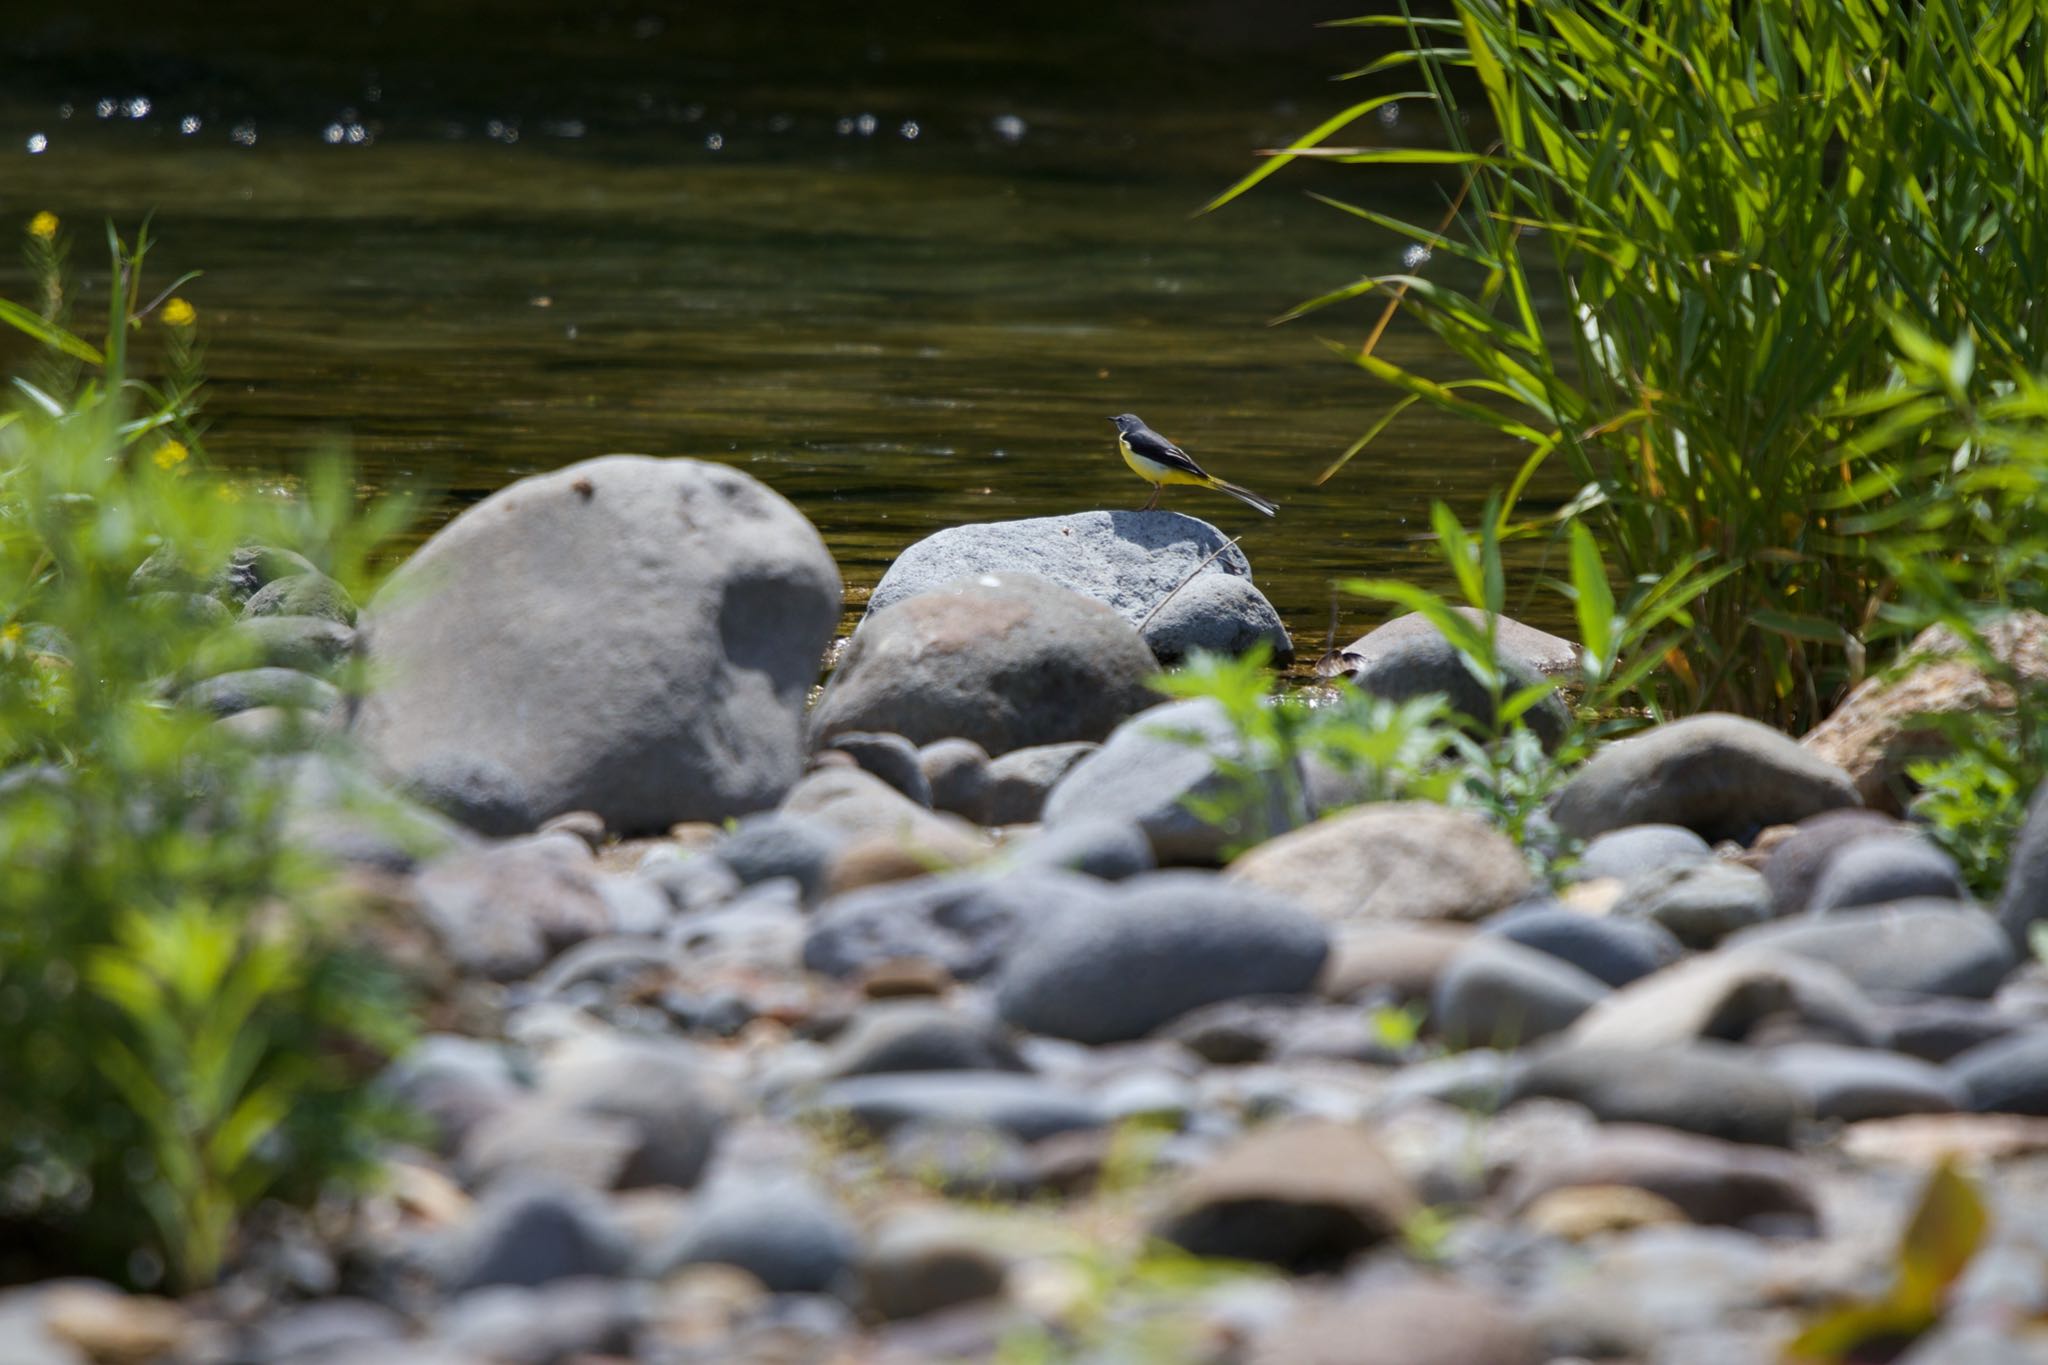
left=10, top=454, right=2048, bottom=1364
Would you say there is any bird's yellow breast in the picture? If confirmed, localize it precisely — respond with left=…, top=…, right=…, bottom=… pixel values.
left=1118, top=433, right=1211, bottom=487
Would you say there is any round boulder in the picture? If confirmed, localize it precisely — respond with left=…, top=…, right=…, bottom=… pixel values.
left=810, top=572, right=1158, bottom=756
left=350, top=456, right=841, bottom=835
left=1226, top=802, right=1531, bottom=924
left=863, top=510, right=1290, bottom=663
left=1551, top=713, right=1860, bottom=843
left=994, top=871, right=1329, bottom=1044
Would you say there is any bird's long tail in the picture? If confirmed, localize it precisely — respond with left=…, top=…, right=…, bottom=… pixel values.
left=1208, top=478, right=1278, bottom=517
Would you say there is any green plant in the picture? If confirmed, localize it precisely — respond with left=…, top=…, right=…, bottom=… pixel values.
left=1216, top=0, right=2048, bottom=730
left=0, top=215, right=418, bottom=1288
left=1785, top=1159, right=1988, bottom=1362
left=1150, top=642, right=1462, bottom=858
left=1836, top=320, right=2048, bottom=892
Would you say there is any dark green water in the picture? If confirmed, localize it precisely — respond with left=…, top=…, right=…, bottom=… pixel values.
left=0, top=1, right=1570, bottom=648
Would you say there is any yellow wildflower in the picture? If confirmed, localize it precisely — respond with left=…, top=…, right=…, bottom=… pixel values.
left=28, top=212, right=57, bottom=241
left=1, top=623, right=21, bottom=647
left=161, top=297, right=196, bottom=327
left=153, top=440, right=190, bottom=472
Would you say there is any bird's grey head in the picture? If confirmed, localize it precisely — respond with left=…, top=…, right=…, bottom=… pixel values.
left=1109, top=413, right=1142, bottom=431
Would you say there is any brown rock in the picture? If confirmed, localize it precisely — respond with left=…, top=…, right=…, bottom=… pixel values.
left=1568, top=949, right=1882, bottom=1050
left=1802, top=612, right=2048, bottom=812
left=825, top=836, right=954, bottom=895
left=1317, top=922, right=1477, bottom=1002
left=41, top=1285, right=189, bottom=1364
left=858, top=957, right=956, bottom=999
left=1520, top=1183, right=1688, bottom=1239
left=1840, top=1113, right=2048, bottom=1167
left=1503, top=1123, right=1817, bottom=1230
left=781, top=766, right=989, bottom=870
left=1153, top=1119, right=1420, bottom=1271
left=1253, top=1280, right=1540, bottom=1365
left=1227, top=803, right=1530, bottom=923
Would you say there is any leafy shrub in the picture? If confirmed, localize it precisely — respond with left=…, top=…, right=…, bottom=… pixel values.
left=1216, top=0, right=2048, bottom=730
left=0, top=216, right=418, bottom=1288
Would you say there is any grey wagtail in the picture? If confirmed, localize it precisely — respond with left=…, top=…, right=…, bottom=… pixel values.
left=1110, top=413, right=1277, bottom=517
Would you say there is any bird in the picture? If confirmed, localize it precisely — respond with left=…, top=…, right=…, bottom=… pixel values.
left=1109, top=413, right=1276, bottom=516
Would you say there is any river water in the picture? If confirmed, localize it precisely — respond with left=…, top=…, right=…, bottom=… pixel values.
left=0, top=0, right=1574, bottom=650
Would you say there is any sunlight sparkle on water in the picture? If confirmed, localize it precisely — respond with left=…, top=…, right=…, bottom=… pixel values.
left=1403, top=245, right=1432, bottom=269
left=25, top=134, right=46, bottom=154
left=180, top=116, right=201, bottom=134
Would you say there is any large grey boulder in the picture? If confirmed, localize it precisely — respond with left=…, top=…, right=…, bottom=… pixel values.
left=1998, top=781, right=2048, bottom=947
left=810, top=573, right=1158, bottom=756
left=863, top=510, right=1290, bottom=663
left=1551, top=714, right=1861, bottom=843
left=350, top=456, right=840, bottom=835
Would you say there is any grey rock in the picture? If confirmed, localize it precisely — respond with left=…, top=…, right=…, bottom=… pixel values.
left=269, top=750, right=477, bottom=872
left=1725, top=901, right=2015, bottom=999
left=1569, top=950, right=1884, bottom=1050
left=246, top=1298, right=409, bottom=1363
left=1142, top=571, right=1293, bottom=665
left=918, top=739, right=993, bottom=824
left=1044, top=697, right=1310, bottom=865
left=803, top=870, right=1111, bottom=981
left=1341, top=619, right=1569, bottom=750
left=352, top=455, right=840, bottom=835
left=380, top=1034, right=524, bottom=1155
left=1484, top=905, right=1684, bottom=988
left=1551, top=713, right=1861, bottom=842
left=863, top=509, right=1288, bottom=662
left=434, top=1279, right=640, bottom=1365
left=242, top=571, right=358, bottom=625
left=1507, top=1043, right=1808, bottom=1145
left=638, top=848, right=743, bottom=914
left=823, top=731, right=932, bottom=807
left=395, top=752, right=537, bottom=839
left=1503, top=1123, right=1816, bottom=1230
left=714, top=813, right=846, bottom=902
left=1808, top=835, right=1965, bottom=912
left=1574, top=824, right=1713, bottom=883
left=1251, top=1280, right=1540, bottom=1365
left=1760, top=808, right=1908, bottom=913
left=181, top=666, right=340, bottom=719
left=1950, top=1028, right=2048, bottom=1114
left=1998, top=781, right=2048, bottom=947
left=1375, top=1049, right=1523, bottom=1112
left=210, top=706, right=325, bottom=751
left=994, top=871, right=1330, bottom=1044
left=809, top=1072, right=1104, bottom=1140
left=1003, top=815, right=1156, bottom=881
left=537, top=1034, right=728, bottom=1189
left=1226, top=801, right=1531, bottom=924
left=1762, top=1042, right=1964, bottom=1121
left=818, top=1002, right=1026, bottom=1078
left=219, top=544, right=320, bottom=602
left=199, top=614, right=357, bottom=678
left=647, top=1179, right=858, bottom=1295
left=438, top=1181, right=630, bottom=1292
left=1166, top=996, right=1399, bottom=1066
left=1881, top=998, right=2018, bottom=1063
left=138, top=589, right=234, bottom=629
left=1616, top=859, right=1775, bottom=948
left=811, top=572, right=1159, bottom=756
left=1432, top=938, right=1609, bottom=1048
left=985, top=742, right=1099, bottom=825
left=414, top=838, right=614, bottom=981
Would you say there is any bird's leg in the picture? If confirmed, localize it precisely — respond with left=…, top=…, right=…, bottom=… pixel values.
left=1141, top=484, right=1160, bottom=512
